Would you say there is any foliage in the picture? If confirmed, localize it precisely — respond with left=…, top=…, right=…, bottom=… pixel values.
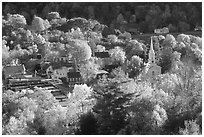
left=107, top=34, right=118, bottom=43
left=179, top=120, right=201, bottom=135
left=69, top=39, right=92, bottom=63
left=109, top=46, right=126, bottom=65
left=162, top=34, right=177, bottom=49
left=126, top=39, right=145, bottom=59
left=79, top=59, right=100, bottom=83
left=66, top=84, right=96, bottom=132
left=92, top=77, right=135, bottom=134
left=158, top=48, right=173, bottom=74
left=127, top=55, right=144, bottom=78
left=77, top=111, right=98, bottom=135
left=7, top=14, right=27, bottom=28
left=2, top=8, right=202, bottom=135
left=2, top=40, right=11, bottom=65
left=3, top=3, right=202, bottom=33
left=155, top=62, right=202, bottom=134
left=31, top=15, right=51, bottom=32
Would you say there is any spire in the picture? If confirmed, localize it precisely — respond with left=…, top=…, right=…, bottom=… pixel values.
left=148, top=36, right=155, bottom=64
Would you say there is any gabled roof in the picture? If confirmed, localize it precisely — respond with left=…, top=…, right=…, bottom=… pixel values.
left=67, top=72, right=81, bottom=78
left=95, top=52, right=110, bottom=58
left=3, top=65, right=25, bottom=78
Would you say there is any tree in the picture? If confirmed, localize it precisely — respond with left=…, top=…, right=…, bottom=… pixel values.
left=126, top=39, right=145, bottom=59
left=7, top=14, right=27, bottom=28
left=162, top=34, right=177, bottom=49
left=158, top=48, right=174, bottom=74
left=93, top=79, right=134, bottom=134
left=178, top=21, right=190, bottom=32
left=31, top=15, right=51, bottom=32
left=156, top=62, right=202, bottom=134
left=69, top=39, right=92, bottom=64
left=65, top=84, right=96, bottom=133
left=2, top=40, right=11, bottom=65
left=127, top=55, right=144, bottom=78
left=179, top=120, right=201, bottom=135
left=79, top=60, right=100, bottom=83
left=109, top=46, right=126, bottom=65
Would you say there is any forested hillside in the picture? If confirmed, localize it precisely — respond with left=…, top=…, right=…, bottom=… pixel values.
left=2, top=2, right=202, bottom=33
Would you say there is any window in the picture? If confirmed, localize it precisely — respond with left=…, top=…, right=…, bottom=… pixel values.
left=152, top=71, right=155, bottom=76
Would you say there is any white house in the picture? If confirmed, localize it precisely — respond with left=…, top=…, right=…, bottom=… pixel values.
left=52, top=66, right=73, bottom=79
left=44, top=61, right=74, bottom=80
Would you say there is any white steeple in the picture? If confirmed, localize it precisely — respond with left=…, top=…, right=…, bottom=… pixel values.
left=148, top=36, right=156, bottom=64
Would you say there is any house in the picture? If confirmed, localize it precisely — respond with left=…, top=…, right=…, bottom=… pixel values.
left=40, top=60, right=75, bottom=80
left=45, top=50, right=73, bottom=63
left=52, top=66, right=74, bottom=80
left=154, top=27, right=169, bottom=34
left=3, top=65, right=26, bottom=82
left=67, top=72, right=83, bottom=87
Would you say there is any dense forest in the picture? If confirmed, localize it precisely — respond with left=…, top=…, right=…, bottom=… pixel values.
left=2, top=2, right=202, bottom=135
left=2, top=2, right=202, bottom=33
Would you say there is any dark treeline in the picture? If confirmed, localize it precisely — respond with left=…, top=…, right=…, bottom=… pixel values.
left=2, top=2, right=202, bottom=33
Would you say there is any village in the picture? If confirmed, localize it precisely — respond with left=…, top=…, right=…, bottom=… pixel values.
left=2, top=2, right=202, bottom=135
left=3, top=35, right=161, bottom=107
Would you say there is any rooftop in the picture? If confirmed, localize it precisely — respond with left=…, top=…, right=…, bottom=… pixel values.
left=95, top=52, right=110, bottom=58
left=67, top=72, right=81, bottom=78
left=3, top=65, right=25, bottom=78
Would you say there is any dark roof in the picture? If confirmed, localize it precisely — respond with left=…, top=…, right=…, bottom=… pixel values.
left=95, top=52, right=110, bottom=58
left=50, top=61, right=73, bottom=70
left=67, top=72, right=81, bottom=78
left=3, top=65, right=25, bottom=78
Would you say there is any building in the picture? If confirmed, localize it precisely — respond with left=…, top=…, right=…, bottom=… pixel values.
left=43, top=61, right=74, bottom=80
left=51, top=55, right=73, bottom=63
left=2, top=65, right=26, bottom=82
left=144, top=36, right=161, bottom=86
left=44, top=50, right=73, bottom=63
left=154, top=27, right=169, bottom=34
left=67, top=72, right=83, bottom=88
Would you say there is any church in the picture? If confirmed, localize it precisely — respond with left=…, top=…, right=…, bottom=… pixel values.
left=143, top=36, right=161, bottom=85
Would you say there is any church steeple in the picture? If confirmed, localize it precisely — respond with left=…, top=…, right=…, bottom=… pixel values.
left=148, top=36, right=155, bottom=64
